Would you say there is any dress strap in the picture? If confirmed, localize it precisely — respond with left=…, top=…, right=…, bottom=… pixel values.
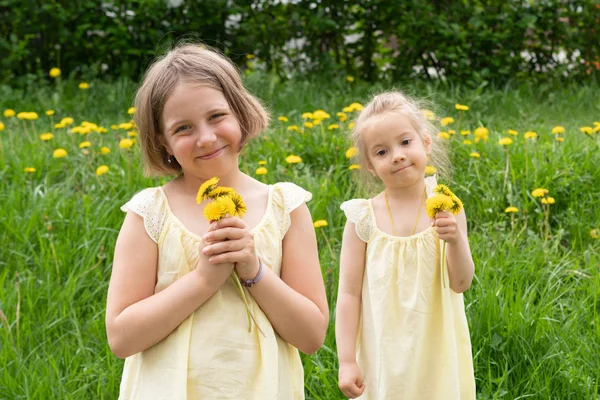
left=340, top=199, right=374, bottom=242
left=120, top=187, right=167, bottom=243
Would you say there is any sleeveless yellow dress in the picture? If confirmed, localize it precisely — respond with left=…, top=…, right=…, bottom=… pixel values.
left=340, top=177, right=476, bottom=400
left=117, top=182, right=310, bottom=400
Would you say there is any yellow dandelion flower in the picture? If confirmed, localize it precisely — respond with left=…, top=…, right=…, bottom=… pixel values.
left=425, top=194, right=455, bottom=218
left=313, top=220, right=328, bottom=228
left=228, top=192, right=247, bottom=218
left=100, top=147, right=111, bottom=155
left=127, top=107, right=136, bottom=115
left=258, top=160, right=267, bottom=165
left=3, top=109, right=16, bottom=118
left=460, top=130, right=470, bottom=136
left=301, top=112, right=314, bottom=119
left=498, top=137, right=513, bottom=146
left=342, top=106, right=353, bottom=113
left=24, top=167, right=36, bottom=173
left=328, top=124, right=339, bottom=130
left=348, top=122, right=356, bottom=130
left=434, top=184, right=455, bottom=197
left=196, top=177, right=220, bottom=203
left=438, top=132, right=450, bottom=140
left=505, top=206, right=519, bottom=213
left=246, top=54, right=255, bottom=59
left=541, top=197, right=555, bottom=205
left=209, top=187, right=235, bottom=198
left=119, top=122, right=134, bottom=130
left=425, top=165, right=437, bottom=175
left=46, top=110, right=55, bottom=116
left=286, top=155, right=302, bottom=164
left=203, top=200, right=227, bottom=222
left=216, top=195, right=237, bottom=216
left=278, top=116, right=289, bottom=122
left=79, top=82, right=89, bottom=90
left=60, top=117, right=74, bottom=126
left=580, top=126, right=593, bottom=135
left=552, top=126, right=565, bottom=134
left=54, top=123, right=65, bottom=129
left=590, top=229, right=600, bottom=239
left=312, top=119, right=322, bottom=126
left=422, top=109, right=435, bottom=120
left=337, top=112, right=348, bottom=122
left=555, top=137, right=564, bottom=142
left=313, top=110, right=331, bottom=120
left=508, top=129, right=518, bottom=136
left=593, top=125, right=600, bottom=133
left=463, top=140, right=472, bottom=145
left=531, top=188, right=549, bottom=198
left=348, top=164, right=361, bottom=170
left=441, top=117, right=454, bottom=126
left=304, top=122, right=314, bottom=129
left=469, top=152, right=481, bottom=158
left=255, top=166, right=268, bottom=175
left=79, top=141, right=91, bottom=148
left=345, top=147, right=359, bottom=158
left=455, top=104, right=469, bottom=111
left=346, top=76, right=354, bottom=83
left=127, top=131, right=137, bottom=137
left=0, top=122, right=4, bottom=131
left=524, top=131, right=537, bottom=140
left=119, top=138, right=134, bottom=149
left=49, top=68, right=61, bottom=78
left=38, top=133, right=53, bottom=141
left=349, top=102, right=364, bottom=111
left=448, top=130, right=456, bottom=135
left=96, top=165, right=109, bottom=176
left=53, top=148, right=67, bottom=158
left=287, top=125, right=300, bottom=132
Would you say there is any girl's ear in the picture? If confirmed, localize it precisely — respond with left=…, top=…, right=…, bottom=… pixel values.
left=423, top=134, right=433, bottom=154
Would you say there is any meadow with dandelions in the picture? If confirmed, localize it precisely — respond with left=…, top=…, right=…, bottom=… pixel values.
left=1, top=72, right=599, bottom=399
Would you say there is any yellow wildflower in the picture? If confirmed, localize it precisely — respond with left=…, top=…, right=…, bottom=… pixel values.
left=555, top=137, right=564, bottom=142
left=346, top=76, right=354, bottom=83
left=46, top=110, right=55, bottom=116
left=3, top=109, right=16, bottom=118
left=301, top=112, right=314, bottom=119
left=342, top=106, right=353, bottom=113
left=455, top=104, right=469, bottom=111
left=474, top=127, right=489, bottom=142
left=441, top=117, right=454, bottom=126
left=425, top=194, right=455, bottom=218
left=119, top=138, right=134, bottom=149
left=60, top=117, right=74, bottom=126
left=508, top=129, right=518, bottom=136
left=498, top=137, right=513, bottom=146
left=119, top=122, right=133, bottom=130
left=0, top=122, right=4, bottom=131
left=24, top=167, right=36, bottom=173
left=79, top=82, right=89, bottom=90
left=313, top=119, right=322, bottom=126
left=438, top=132, right=450, bottom=140
left=349, top=102, right=364, bottom=111
left=100, top=147, right=111, bottom=155
left=531, top=188, right=549, bottom=198
left=53, top=148, right=67, bottom=158
left=590, top=229, right=600, bottom=239
left=255, top=167, right=268, bottom=175
left=304, top=122, right=314, bottom=129
left=258, top=160, right=267, bottom=165
left=49, top=68, right=61, bottom=78
left=328, top=124, right=339, bottom=130
left=228, top=192, right=247, bottom=218
left=463, top=140, right=472, bottom=145
left=448, top=130, right=456, bottom=135
left=287, top=125, right=300, bottom=132
left=345, top=147, right=359, bottom=158
left=40, top=133, right=54, bottom=141
left=425, top=165, right=437, bottom=175
left=246, top=54, right=255, bottom=59
left=552, top=126, right=565, bottom=134
left=286, top=155, right=302, bottom=164
left=541, top=197, right=555, bottom=205
left=337, top=112, right=348, bottom=122
left=469, top=152, right=481, bottom=158
left=54, top=123, right=66, bottom=129
left=127, top=107, right=136, bottom=115
left=524, top=131, right=537, bottom=139
left=79, top=141, right=91, bottom=148
left=203, top=200, right=227, bottom=221
left=96, top=165, right=109, bottom=176
left=422, top=109, right=435, bottom=120
left=278, top=116, right=289, bottom=122
left=460, top=130, right=470, bottom=136
left=313, top=220, right=328, bottom=228
left=127, top=131, right=137, bottom=137
left=196, top=177, right=220, bottom=203
left=505, top=206, right=519, bottom=213
left=209, top=187, right=235, bottom=198
left=348, top=122, right=356, bottom=130
left=348, top=164, right=361, bottom=170
left=313, top=110, right=331, bottom=120
left=580, top=126, right=593, bottom=135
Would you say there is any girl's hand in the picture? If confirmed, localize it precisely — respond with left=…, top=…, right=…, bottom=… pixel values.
left=194, top=241, right=234, bottom=289
left=338, top=361, right=365, bottom=398
left=432, top=211, right=461, bottom=243
left=202, top=217, right=260, bottom=281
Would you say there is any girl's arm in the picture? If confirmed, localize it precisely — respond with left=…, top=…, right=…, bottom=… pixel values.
left=202, top=205, right=329, bottom=354
left=433, top=209, right=475, bottom=293
left=106, top=212, right=233, bottom=358
left=336, top=221, right=366, bottom=398
left=248, top=204, right=329, bottom=354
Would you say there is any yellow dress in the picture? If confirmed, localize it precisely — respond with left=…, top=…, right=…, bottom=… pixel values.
left=117, top=182, right=311, bottom=400
left=340, top=177, right=476, bottom=400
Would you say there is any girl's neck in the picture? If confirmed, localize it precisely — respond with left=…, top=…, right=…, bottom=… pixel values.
left=384, top=180, right=426, bottom=203
left=177, top=168, right=247, bottom=196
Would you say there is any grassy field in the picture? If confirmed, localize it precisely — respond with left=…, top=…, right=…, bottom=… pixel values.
left=1, top=74, right=599, bottom=399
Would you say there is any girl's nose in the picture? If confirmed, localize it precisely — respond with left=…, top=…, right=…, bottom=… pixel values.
left=391, top=150, right=405, bottom=164
left=196, top=126, right=217, bottom=147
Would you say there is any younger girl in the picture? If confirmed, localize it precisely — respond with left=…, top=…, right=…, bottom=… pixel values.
left=105, top=44, right=329, bottom=399
left=336, top=91, right=476, bottom=399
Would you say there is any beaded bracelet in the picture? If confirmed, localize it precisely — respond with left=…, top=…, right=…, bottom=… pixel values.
left=240, top=258, right=264, bottom=287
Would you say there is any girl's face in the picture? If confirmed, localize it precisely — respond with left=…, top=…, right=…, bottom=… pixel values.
left=361, top=111, right=431, bottom=190
left=161, top=83, right=243, bottom=179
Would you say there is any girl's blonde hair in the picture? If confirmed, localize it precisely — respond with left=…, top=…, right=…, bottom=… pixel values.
left=351, top=91, right=451, bottom=194
left=134, top=43, right=269, bottom=176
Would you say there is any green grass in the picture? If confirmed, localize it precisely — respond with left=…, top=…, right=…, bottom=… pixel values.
left=1, top=74, right=599, bottom=399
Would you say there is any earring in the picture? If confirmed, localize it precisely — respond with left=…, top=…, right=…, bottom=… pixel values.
left=167, top=154, right=173, bottom=164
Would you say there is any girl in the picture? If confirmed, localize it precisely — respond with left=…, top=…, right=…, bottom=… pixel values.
left=336, top=91, right=476, bottom=399
left=105, top=44, right=329, bottom=399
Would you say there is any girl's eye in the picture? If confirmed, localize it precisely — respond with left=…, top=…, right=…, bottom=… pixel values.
left=174, top=125, right=191, bottom=134
left=401, top=138, right=412, bottom=146
left=210, top=113, right=226, bottom=121
left=375, top=149, right=387, bottom=156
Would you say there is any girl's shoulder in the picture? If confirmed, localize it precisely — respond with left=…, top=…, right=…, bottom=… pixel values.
left=340, top=198, right=374, bottom=243
left=120, top=187, right=167, bottom=243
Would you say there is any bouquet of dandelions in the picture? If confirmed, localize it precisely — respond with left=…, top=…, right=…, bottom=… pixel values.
left=425, top=184, right=463, bottom=288
left=196, top=177, right=262, bottom=334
